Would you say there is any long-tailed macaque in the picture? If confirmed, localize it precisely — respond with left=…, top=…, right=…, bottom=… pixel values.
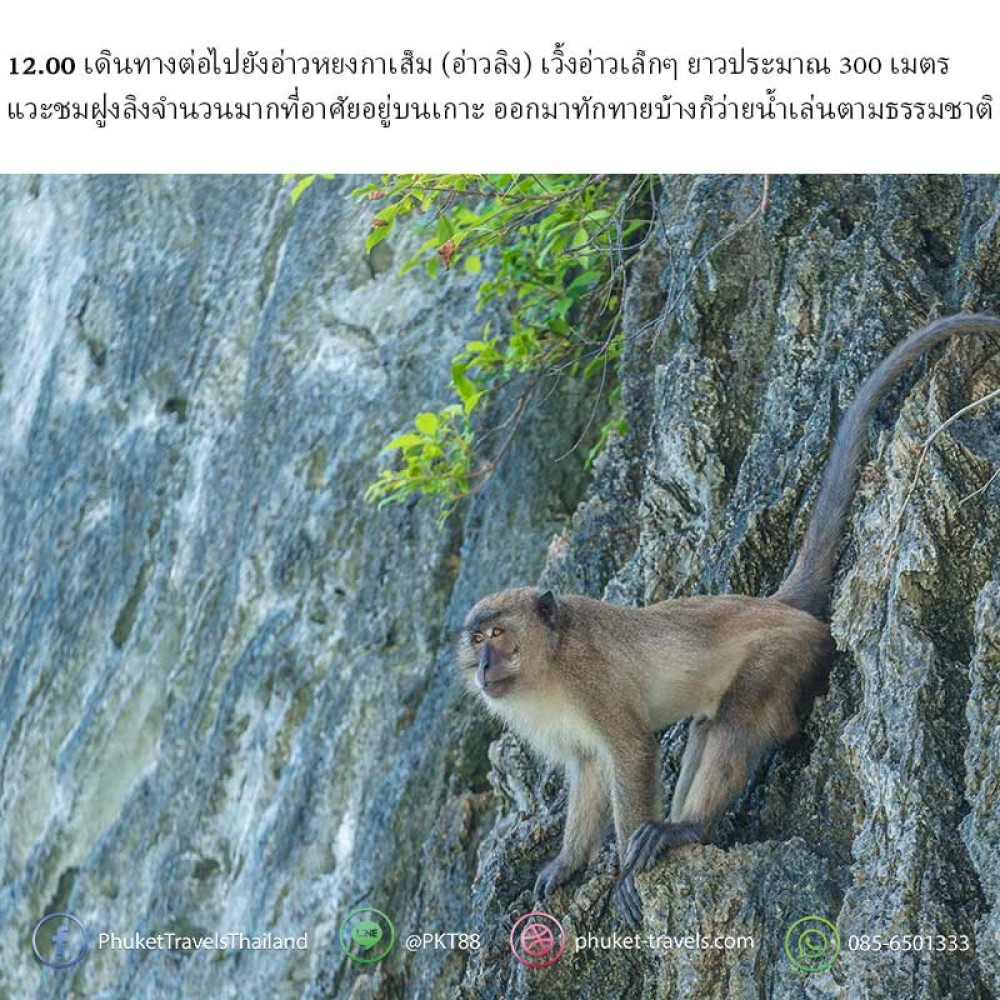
left=458, top=314, right=1000, bottom=922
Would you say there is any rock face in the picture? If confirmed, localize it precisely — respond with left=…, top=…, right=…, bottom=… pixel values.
left=0, top=175, right=998, bottom=1000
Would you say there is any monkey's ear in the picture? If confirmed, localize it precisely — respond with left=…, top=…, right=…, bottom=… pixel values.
left=535, top=590, right=558, bottom=627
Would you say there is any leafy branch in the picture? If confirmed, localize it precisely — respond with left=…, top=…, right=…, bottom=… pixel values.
left=285, top=173, right=654, bottom=519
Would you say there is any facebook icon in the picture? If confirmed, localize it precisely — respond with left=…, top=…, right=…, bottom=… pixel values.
left=32, top=913, right=88, bottom=969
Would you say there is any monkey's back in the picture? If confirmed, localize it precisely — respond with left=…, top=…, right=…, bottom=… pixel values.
left=558, top=594, right=830, bottom=730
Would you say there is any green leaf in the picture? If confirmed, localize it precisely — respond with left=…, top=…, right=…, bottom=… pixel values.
left=384, top=433, right=423, bottom=451
left=451, top=363, right=484, bottom=414
left=289, top=175, right=316, bottom=205
left=450, top=363, right=474, bottom=397
left=366, top=224, right=393, bottom=252
left=567, top=271, right=598, bottom=296
left=436, top=216, right=454, bottom=242
left=415, top=412, right=440, bottom=434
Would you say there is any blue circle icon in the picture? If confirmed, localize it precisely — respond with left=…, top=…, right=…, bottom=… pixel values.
left=32, top=913, right=88, bottom=969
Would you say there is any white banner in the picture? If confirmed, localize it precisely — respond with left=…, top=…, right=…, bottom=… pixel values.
left=2, top=0, right=997, bottom=171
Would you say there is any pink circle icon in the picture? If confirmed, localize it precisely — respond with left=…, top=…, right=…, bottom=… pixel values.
left=509, top=911, right=566, bottom=968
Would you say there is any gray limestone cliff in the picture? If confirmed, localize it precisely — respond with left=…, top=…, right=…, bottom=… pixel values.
left=0, top=175, right=998, bottom=1000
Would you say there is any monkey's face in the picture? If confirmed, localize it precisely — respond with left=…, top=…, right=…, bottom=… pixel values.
left=458, top=588, right=558, bottom=702
left=459, top=602, right=521, bottom=701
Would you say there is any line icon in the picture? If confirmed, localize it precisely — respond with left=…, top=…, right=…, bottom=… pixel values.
left=339, top=907, right=395, bottom=964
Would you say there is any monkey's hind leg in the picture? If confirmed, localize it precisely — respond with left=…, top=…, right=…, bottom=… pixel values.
left=622, top=634, right=822, bottom=887
left=613, top=713, right=763, bottom=922
left=622, top=684, right=791, bottom=882
left=625, top=723, right=761, bottom=875
left=617, top=715, right=725, bottom=883
left=669, top=716, right=712, bottom=821
left=607, top=731, right=664, bottom=923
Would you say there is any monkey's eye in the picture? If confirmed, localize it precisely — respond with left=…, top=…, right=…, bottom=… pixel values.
left=471, top=632, right=484, bottom=645
left=489, top=627, right=504, bottom=638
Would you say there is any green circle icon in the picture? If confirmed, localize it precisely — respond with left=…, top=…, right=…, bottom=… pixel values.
left=340, top=907, right=395, bottom=964
left=784, top=915, right=841, bottom=973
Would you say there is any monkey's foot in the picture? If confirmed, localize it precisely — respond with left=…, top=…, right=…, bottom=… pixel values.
left=533, top=857, right=576, bottom=899
left=622, top=820, right=703, bottom=877
left=612, top=873, right=643, bottom=925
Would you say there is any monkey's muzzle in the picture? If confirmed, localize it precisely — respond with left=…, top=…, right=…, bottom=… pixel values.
left=477, top=646, right=514, bottom=699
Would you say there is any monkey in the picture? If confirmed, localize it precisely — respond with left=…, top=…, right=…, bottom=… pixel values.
left=458, top=313, right=1000, bottom=923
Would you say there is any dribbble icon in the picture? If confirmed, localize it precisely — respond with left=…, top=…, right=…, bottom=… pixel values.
left=509, top=911, right=566, bottom=969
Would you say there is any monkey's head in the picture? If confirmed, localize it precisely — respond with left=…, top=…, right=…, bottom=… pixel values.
left=458, top=587, right=560, bottom=702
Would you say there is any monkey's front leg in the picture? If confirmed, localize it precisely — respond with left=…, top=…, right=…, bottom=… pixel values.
left=534, top=754, right=610, bottom=898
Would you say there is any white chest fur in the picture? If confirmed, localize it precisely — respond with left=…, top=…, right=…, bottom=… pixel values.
left=489, top=689, right=605, bottom=766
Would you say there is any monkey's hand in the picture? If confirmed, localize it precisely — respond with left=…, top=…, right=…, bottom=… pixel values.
left=622, top=820, right=703, bottom=877
left=533, top=857, right=576, bottom=899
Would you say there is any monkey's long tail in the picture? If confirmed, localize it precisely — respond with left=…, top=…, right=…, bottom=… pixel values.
left=773, top=313, right=1000, bottom=621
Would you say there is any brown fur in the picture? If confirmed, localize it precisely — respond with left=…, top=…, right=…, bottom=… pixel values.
left=459, top=590, right=830, bottom=881
left=459, top=313, right=1000, bottom=914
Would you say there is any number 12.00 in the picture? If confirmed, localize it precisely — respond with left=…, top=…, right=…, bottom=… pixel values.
left=10, top=57, right=76, bottom=75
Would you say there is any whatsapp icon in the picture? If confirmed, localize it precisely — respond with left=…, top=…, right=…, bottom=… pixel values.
left=340, top=907, right=395, bottom=964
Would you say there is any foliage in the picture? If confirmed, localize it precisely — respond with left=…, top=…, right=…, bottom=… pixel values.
left=285, top=174, right=653, bottom=518
left=283, top=174, right=334, bottom=205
